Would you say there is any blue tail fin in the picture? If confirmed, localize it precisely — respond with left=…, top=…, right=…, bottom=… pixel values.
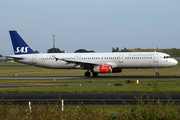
left=9, top=31, right=36, bottom=55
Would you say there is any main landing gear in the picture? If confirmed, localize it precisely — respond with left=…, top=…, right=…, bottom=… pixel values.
left=85, top=71, right=98, bottom=77
left=85, top=71, right=91, bottom=76
left=155, top=68, right=159, bottom=76
left=92, top=72, right=98, bottom=77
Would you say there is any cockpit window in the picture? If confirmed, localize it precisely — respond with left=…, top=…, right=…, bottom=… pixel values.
left=164, top=56, right=171, bottom=59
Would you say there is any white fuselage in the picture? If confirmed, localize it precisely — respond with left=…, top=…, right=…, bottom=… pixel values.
left=12, top=52, right=178, bottom=69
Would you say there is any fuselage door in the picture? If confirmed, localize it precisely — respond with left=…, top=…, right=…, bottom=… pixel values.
left=153, top=53, right=158, bottom=63
left=119, top=55, right=123, bottom=63
left=75, top=56, right=81, bottom=61
left=32, top=55, right=37, bottom=65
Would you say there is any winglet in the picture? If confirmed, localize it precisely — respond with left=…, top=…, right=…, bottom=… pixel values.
left=9, top=31, right=36, bottom=55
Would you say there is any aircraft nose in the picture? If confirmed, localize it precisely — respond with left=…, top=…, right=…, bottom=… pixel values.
left=174, top=59, right=178, bottom=65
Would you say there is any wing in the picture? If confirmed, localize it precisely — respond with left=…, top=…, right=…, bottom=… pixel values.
left=55, top=58, right=102, bottom=66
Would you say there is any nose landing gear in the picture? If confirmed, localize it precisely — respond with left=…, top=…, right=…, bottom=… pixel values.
left=155, top=68, right=159, bottom=76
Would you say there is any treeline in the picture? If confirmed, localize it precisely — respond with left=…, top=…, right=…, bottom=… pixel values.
left=47, top=48, right=65, bottom=53
left=74, top=49, right=95, bottom=53
left=47, top=48, right=95, bottom=53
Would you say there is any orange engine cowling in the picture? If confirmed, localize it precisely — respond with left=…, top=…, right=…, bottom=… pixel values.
left=93, top=65, right=112, bottom=73
left=112, top=68, right=122, bottom=73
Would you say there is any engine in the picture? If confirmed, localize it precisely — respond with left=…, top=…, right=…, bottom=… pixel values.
left=112, top=68, right=122, bottom=73
left=93, top=65, right=112, bottom=73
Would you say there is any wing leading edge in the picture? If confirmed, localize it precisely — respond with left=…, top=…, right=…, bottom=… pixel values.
left=55, top=57, right=102, bottom=66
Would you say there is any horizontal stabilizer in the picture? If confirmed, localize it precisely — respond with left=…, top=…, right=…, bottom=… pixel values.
left=5, top=55, right=24, bottom=60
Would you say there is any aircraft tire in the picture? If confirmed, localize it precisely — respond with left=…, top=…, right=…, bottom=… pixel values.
left=92, top=72, right=98, bottom=77
left=156, top=73, right=159, bottom=76
left=85, top=72, right=91, bottom=76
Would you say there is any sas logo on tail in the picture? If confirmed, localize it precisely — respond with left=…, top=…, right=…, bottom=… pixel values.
left=15, top=47, right=29, bottom=53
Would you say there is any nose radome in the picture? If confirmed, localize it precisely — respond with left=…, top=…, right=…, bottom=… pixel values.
left=174, top=59, right=178, bottom=65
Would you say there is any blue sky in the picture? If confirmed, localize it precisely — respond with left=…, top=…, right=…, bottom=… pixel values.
left=1, top=0, right=180, bottom=55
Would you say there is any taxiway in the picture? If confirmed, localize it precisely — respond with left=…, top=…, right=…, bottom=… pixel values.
left=0, top=93, right=179, bottom=105
left=0, top=76, right=180, bottom=80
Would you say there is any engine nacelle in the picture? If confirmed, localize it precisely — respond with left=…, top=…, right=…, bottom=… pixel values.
left=93, top=65, right=112, bottom=73
left=112, top=68, right=122, bottom=73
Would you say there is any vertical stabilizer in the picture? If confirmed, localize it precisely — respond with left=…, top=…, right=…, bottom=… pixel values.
left=9, top=31, right=36, bottom=55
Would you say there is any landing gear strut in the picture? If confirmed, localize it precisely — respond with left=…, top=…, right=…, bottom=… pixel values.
left=85, top=71, right=91, bottom=77
left=155, top=68, right=159, bottom=76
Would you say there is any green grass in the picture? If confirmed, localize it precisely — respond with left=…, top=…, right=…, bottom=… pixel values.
left=0, top=82, right=180, bottom=93
left=1, top=62, right=180, bottom=119
left=0, top=62, right=180, bottom=93
left=0, top=62, right=180, bottom=76
left=0, top=100, right=179, bottom=119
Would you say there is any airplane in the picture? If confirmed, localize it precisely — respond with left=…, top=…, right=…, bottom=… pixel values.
left=6, top=31, right=178, bottom=77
